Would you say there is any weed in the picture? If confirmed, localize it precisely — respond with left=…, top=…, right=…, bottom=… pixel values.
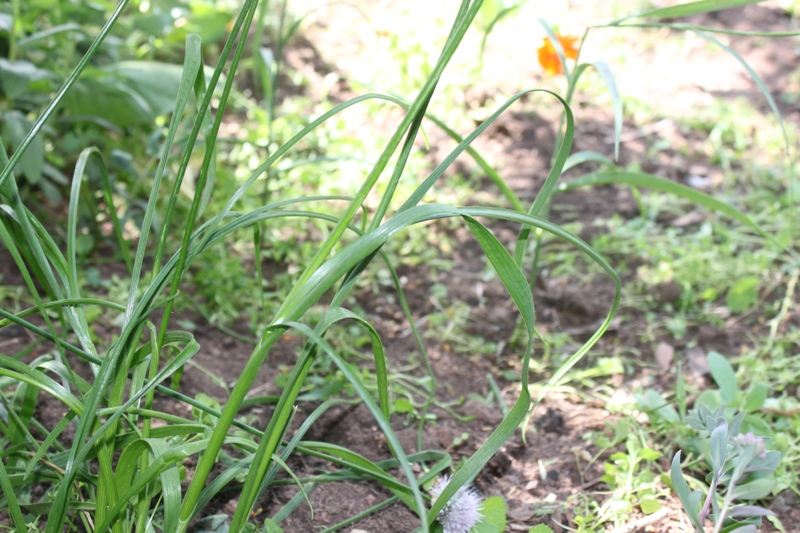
left=672, top=405, right=781, bottom=533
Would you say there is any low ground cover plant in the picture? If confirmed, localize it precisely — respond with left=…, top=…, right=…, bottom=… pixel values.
left=0, top=0, right=797, bottom=532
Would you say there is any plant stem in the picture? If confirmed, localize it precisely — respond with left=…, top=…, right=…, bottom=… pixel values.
left=697, top=470, right=721, bottom=533
left=712, top=473, right=741, bottom=533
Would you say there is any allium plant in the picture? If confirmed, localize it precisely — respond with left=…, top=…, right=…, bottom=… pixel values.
left=430, top=475, right=484, bottom=533
left=0, top=0, right=793, bottom=531
left=671, top=405, right=781, bottom=533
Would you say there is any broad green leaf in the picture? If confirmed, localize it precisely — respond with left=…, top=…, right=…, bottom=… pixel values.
left=732, top=478, right=776, bottom=500
left=60, top=73, right=152, bottom=127
left=528, top=526, right=555, bottom=533
left=0, top=0, right=134, bottom=192
left=166, top=4, right=234, bottom=45
left=727, top=505, right=775, bottom=518
left=709, top=421, right=729, bottom=472
left=671, top=452, right=704, bottom=529
left=474, top=496, right=507, bottom=533
left=707, top=351, right=737, bottom=404
left=394, top=398, right=414, bottom=413
left=103, top=61, right=188, bottom=119
left=0, top=59, right=52, bottom=99
left=635, top=389, right=680, bottom=423
left=261, top=518, right=283, bottom=533
left=17, top=23, right=85, bottom=48
left=0, top=12, right=11, bottom=32
left=743, top=384, right=767, bottom=413
left=640, top=448, right=663, bottom=462
left=726, top=277, right=759, bottom=313
left=696, top=390, right=725, bottom=411
left=194, top=514, right=230, bottom=533
left=639, top=495, right=662, bottom=514
left=192, top=393, right=222, bottom=426
left=721, top=526, right=758, bottom=533
left=1, top=110, right=44, bottom=183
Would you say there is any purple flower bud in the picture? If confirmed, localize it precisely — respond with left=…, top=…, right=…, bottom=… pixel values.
left=732, top=432, right=767, bottom=459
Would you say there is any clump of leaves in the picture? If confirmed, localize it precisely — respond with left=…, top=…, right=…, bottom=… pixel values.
left=671, top=404, right=781, bottom=533
left=601, top=434, right=666, bottom=520
left=0, top=0, right=232, bottom=198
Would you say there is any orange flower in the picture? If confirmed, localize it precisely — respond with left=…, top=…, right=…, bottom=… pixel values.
left=537, top=34, right=580, bottom=76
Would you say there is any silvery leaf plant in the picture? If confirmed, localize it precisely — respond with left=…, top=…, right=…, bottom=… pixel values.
left=671, top=404, right=780, bottom=533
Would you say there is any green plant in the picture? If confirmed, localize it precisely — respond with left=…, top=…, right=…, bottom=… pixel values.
left=599, top=432, right=667, bottom=520
left=0, top=1, right=796, bottom=532
left=671, top=404, right=781, bottom=533
left=0, top=0, right=234, bottom=201
left=630, top=348, right=796, bottom=532
left=0, top=0, right=620, bottom=530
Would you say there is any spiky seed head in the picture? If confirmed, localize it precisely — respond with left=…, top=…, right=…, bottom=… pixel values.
left=430, top=475, right=483, bottom=533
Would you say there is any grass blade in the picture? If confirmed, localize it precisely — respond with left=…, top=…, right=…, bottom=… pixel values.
left=0, top=457, right=27, bottom=531
left=691, top=29, right=789, bottom=151
left=562, top=150, right=615, bottom=173
left=613, top=0, right=762, bottom=24
left=558, top=170, right=794, bottom=254
left=609, top=22, right=800, bottom=37
left=590, top=61, right=622, bottom=161
left=125, top=34, right=202, bottom=324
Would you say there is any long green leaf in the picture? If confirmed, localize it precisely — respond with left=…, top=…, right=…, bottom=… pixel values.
left=277, top=321, right=426, bottom=514
left=185, top=3, right=489, bottom=530
left=610, top=22, right=800, bottom=37
left=613, top=0, right=762, bottom=24
left=591, top=61, right=622, bottom=161
left=691, top=29, right=789, bottom=150
left=558, top=171, right=792, bottom=254
left=95, top=440, right=211, bottom=533
left=0, top=456, right=27, bottom=531
left=0, top=355, right=83, bottom=414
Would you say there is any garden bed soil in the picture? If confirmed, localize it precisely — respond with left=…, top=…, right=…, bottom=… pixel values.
left=2, top=1, right=800, bottom=531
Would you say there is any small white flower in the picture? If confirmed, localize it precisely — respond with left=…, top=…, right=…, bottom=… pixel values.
left=430, top=475, right=483, bottom=533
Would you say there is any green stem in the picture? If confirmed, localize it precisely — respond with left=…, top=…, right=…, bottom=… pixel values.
left=698, top=473, right=719, bottom=533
